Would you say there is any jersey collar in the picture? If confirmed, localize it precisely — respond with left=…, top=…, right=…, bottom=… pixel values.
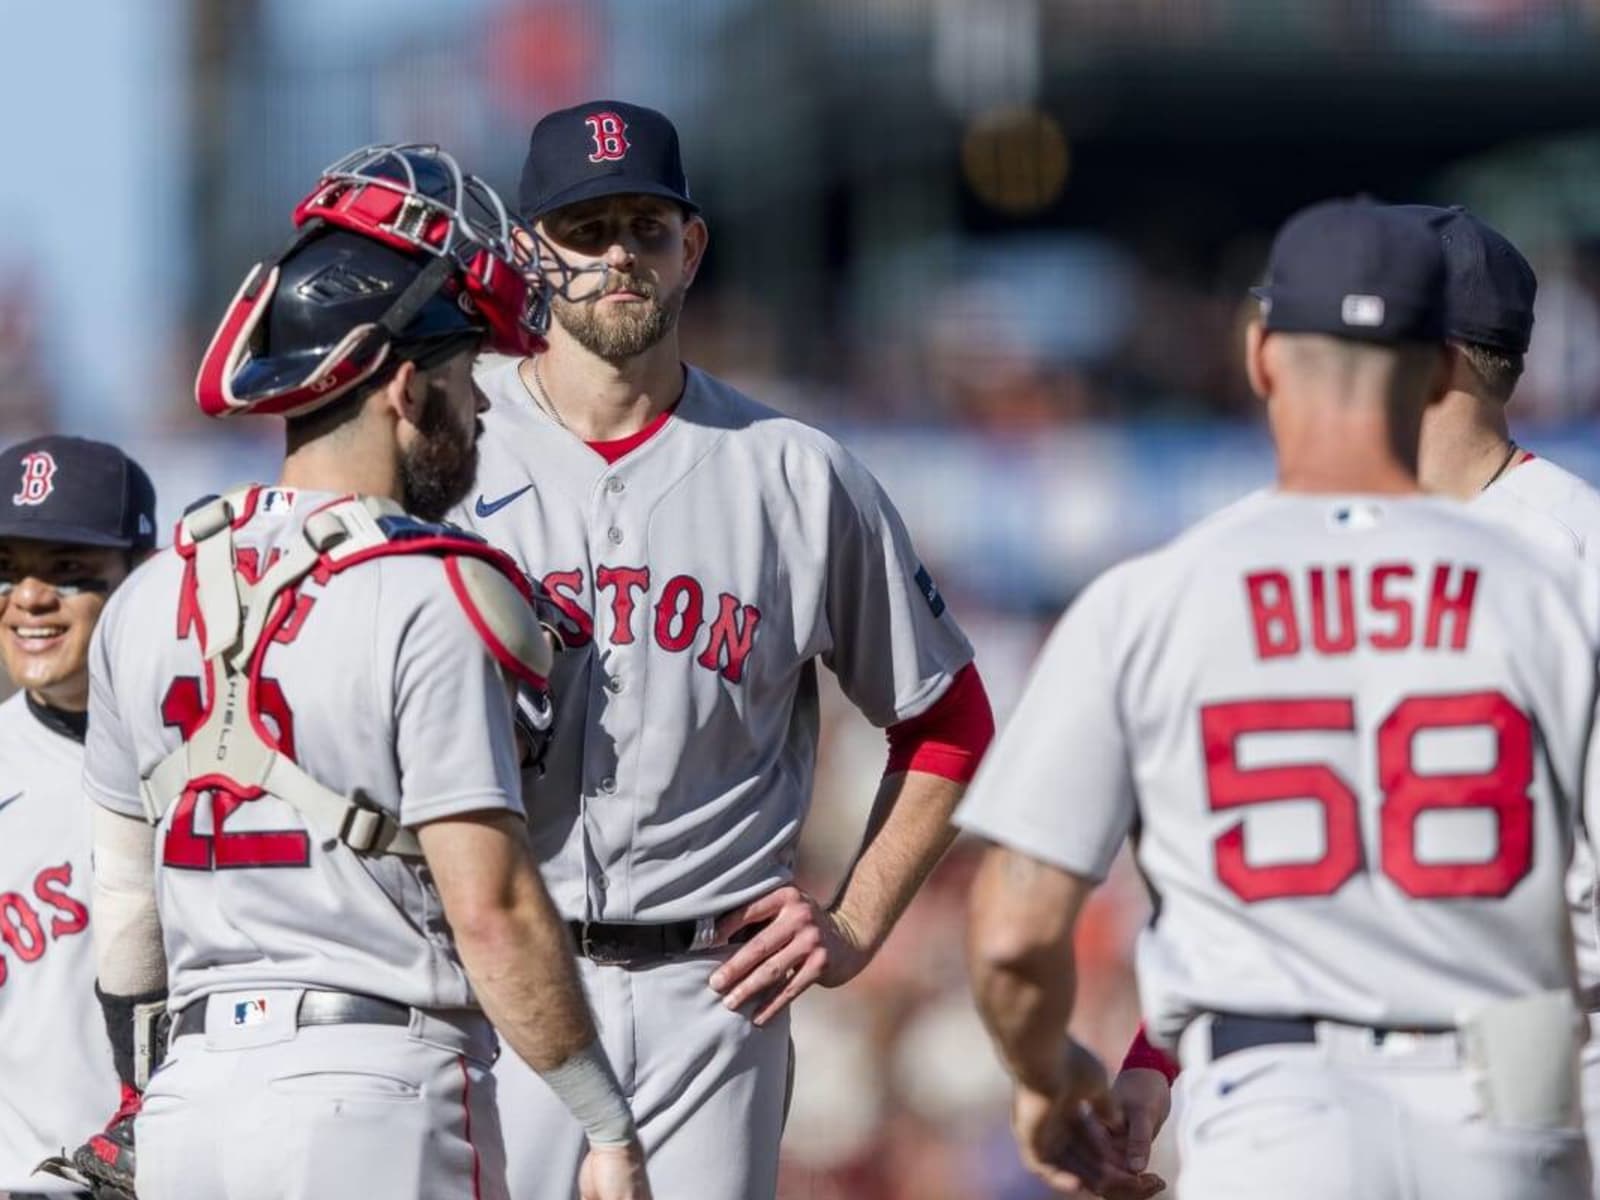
left=26, top=692, right=87, bottom=744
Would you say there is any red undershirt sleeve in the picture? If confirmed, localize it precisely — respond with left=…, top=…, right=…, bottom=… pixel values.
left=1120, top=1023, right=1181, bottom=1084
left=884, top=663, right=995, bottom=784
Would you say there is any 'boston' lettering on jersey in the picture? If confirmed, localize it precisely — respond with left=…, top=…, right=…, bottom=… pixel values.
left=539, top=564, right=762, bottom=683
left=0, top=861, right=89, bottom=988
left=1245, top=561, right=1479, bottom=660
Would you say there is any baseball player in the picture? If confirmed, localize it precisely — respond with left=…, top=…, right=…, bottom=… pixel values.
left=454, top=100, right=995, bottom=1199
left=1106, top=204, right=1600, bottom=1198
left=0, top=437, right=154, bottom=1198
left=1414, top=206, right=1600, bottom=1194
left=74, top=145, right=650, bottom=1200
left=959, top=198, right=1599, bottom=1200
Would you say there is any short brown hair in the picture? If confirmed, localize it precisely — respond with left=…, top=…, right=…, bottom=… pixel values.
left=1454, top=341, right=1524, bottom=403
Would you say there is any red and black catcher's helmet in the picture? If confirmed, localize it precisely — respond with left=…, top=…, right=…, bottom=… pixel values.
left=196, top=143, right=556, bottom=420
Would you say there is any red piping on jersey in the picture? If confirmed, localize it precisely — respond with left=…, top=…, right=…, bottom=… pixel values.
left=586, top=403, right=678, bottom=465
left=884, top=663, right=995, bottom=784
left=443, top=555, right=549, bottom=690
left=459, top=1056, right=482, bottom=1200
left=1121, top=1024, right=1180, bottom=1084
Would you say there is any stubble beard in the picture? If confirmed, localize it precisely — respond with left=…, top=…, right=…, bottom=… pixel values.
left=550, top=274, right=686, bottom=363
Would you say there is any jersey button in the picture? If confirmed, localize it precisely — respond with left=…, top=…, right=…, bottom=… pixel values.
left=595, top=874, right=609, bottom=891
left=607, top=526, right=624, bottom=545
left=606, top=477, right=625, bottom=494
left=599, top=776, right=617, bottom=794
left=605, top=675, right=624, bottom=694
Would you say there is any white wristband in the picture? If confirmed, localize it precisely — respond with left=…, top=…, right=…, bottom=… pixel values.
left=540, top=1041, right=636, bottom=1147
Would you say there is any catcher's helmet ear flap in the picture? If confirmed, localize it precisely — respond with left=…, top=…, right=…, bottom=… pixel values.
left=196, top=143, right=552, bottom=420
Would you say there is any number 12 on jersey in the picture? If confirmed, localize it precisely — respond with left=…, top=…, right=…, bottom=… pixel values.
left=1201, top=691, right=1534, bottom=902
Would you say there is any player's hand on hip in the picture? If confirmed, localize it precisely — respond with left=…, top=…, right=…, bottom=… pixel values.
left=708, top=884, right=871, bottom=1026
left=1013, top=1041, right=1165, bottom=1198
left=578, top=1138, right=653, bottom=1200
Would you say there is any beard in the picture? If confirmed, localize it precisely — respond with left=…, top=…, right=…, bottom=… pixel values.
left=550, top=270, right=686, bottom=362
left=399, top=385, right=480, bottom=522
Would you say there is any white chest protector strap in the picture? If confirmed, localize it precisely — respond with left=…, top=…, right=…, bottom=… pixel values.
left=138, top=488, right=545, bottom=861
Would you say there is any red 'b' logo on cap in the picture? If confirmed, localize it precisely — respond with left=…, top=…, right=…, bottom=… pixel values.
left=12, top=451, right=56, bottom=506
left=585, top=112, right=629, bottom=163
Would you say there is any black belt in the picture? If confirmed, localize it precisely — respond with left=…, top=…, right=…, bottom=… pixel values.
left=1209, top=1012, right=1454, bottom=1062
left=569, top=919, right=758, bottom=965
left=173, top=990, right=412, bottom=1039
left=1210, top=1014, right=1318, bottom=1060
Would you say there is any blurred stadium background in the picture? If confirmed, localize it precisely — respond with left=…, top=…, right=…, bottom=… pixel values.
left=7, top=0, right=1600, bottom=1195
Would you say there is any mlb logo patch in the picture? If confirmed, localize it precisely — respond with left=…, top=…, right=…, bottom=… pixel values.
left=232, top=997, right=269, bottom=1027
left=258, top=488, right=295, bottom=514
left=1341, top=294, right=1386, bottom=329
left=1329, top=502, right=1382, bottom=532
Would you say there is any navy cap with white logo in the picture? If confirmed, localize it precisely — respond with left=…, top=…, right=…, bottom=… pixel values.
left=518, top=99, right=700, bottom=223
left=0, top=436, right=157, bottom=550
left=1252, top=198, right=1448, bottom=344
left=1392, top=204, right=1536, bottom=355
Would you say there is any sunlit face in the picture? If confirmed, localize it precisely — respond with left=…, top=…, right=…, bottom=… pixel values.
left=0, top=539, right=130, bottom=710
left=538, top=195, right=699, bottom=361
left=398, top=350, right=488, bottom=521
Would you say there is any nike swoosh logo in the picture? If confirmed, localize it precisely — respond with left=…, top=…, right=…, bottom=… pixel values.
left=474, top=485, right=534, bottom=519
left=1217, top=1062, right=1275, bottom=1096
left=0, top=791, right=22, bottom=815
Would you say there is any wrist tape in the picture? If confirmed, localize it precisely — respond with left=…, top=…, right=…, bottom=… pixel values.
left=540, top=1040, right=635, bottom=1147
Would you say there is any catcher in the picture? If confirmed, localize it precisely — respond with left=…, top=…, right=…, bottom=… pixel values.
left=48, top=144, right=651, bottom=1200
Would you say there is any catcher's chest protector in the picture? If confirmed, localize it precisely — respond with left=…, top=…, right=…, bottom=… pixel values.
left=139, top=487, right=546, bottom=859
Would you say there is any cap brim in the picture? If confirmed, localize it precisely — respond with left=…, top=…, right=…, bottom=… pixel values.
left=0, top=519, right=144, bottom=549
left=522, top=176, right=700, bottom=223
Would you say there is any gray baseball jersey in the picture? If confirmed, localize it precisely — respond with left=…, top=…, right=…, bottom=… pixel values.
left=454, top=355, right=973, bottom=923
left=0, top=693, right=119, bottom=1193
left=957, top=491, right=1600, bottom=1046
left=1473, top=455, right=1600, bottom=995
left=82, top=486, right=526, bottom=1013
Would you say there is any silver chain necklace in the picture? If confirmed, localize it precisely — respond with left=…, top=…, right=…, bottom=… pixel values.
left=524, top=356, right=571, bottom=433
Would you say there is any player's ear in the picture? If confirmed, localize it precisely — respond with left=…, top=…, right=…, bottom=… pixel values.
left=1244, top=318, right=1272, bottom=401
left=681, top=213, right=709, bottom=286
left=385, top=360, right=422, bottom=427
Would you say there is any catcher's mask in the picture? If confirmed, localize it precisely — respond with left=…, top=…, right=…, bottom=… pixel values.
left=196, top=143, right=566, bottom=420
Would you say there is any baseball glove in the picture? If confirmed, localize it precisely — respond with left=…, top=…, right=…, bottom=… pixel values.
left=34, top=1083, right=140, bottom=1198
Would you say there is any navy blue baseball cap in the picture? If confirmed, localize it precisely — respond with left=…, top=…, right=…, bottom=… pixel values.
left=0, top=436, right=157, bottom=550
left=1392, top=205, right=1536, bottom=355
left=1252, top=198, right=1448, bottom=344
left=518, top=100, right=700, bottom=223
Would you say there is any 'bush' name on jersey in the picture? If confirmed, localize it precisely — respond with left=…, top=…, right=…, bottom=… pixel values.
left=1245, top=561, right=1478, bottom=659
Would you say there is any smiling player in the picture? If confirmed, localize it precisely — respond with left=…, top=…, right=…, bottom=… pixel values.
left=0, top=435, right=156, bottom=1197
